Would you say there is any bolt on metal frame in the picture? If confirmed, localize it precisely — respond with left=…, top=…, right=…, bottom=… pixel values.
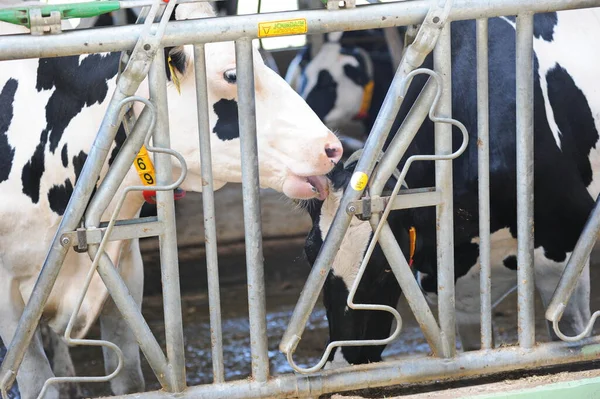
left=1, top=0, right=600, bottom=398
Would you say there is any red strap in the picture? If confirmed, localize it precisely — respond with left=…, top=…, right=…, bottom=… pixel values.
left=143, top=188, right=186, bottom=204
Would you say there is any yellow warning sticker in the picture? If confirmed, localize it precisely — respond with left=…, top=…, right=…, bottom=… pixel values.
left=350, top=172, right=368, bottom=191
left=258, top=18, right=307, bottom=38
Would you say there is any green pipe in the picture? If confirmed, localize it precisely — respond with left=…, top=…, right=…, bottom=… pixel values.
left=0, top=1, right=120, bottom=27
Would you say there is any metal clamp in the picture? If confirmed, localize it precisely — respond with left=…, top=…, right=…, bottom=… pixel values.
left=327, top=0, right=356, bottom=10
left=29, top=8, right=61, bottom=36
left=74, top=227, right=89, bottom=253
left=403, top=0, right=453, bottom=72
left=356, top=196, right=372, bottom=221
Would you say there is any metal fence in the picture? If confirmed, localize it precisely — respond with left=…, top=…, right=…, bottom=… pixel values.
left=1, top=0, right=600, bottom=398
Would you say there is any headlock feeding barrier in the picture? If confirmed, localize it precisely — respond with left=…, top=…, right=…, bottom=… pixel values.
left=1, top=0, right=600, bottom=397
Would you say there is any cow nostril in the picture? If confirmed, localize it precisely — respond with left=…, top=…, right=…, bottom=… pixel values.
left=325, top=144, right=342, bottom=161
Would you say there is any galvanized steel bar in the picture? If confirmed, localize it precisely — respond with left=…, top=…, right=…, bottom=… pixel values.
left=280, top=46, right=425, bottom=357
left=92, top=251, right=173, bottom=388
left=387, top=189, right=442, bottom=210
left=0, top=91, right=129, bottom=394
left=193, top=43, right=225, bottom=383
left=60, top=218, right=165, bottom=247
left=515, top=12, right=536, bottom=349
left=433, top=21, right=456, bottom=357
left=149, top=50, right=187, bottom=391
left=281, top=2, right=451, bottom=357
left=546, top=201, right=600, bottom=323
left=84, top=105, right=155, bottom=222
left=116, top=336, right=600, bottom=399
left=476, top=17, right=493, bottom=350
left=348, top=188, right=442, bottom=217
left=3, top=0, right=600, bottom=61
left=370, top=77, right=437, bottom=196
left=235, top=38, right=270, bottom=383
left=375, top=221, right=445, bottom=355
left=83, top=105, right=173, bottom=390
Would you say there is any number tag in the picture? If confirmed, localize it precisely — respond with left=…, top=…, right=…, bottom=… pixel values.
left=133, top=146, right=156, bottom=187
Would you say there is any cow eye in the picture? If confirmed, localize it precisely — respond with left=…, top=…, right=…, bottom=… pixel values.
left=223, top=69, right=237, bottom=84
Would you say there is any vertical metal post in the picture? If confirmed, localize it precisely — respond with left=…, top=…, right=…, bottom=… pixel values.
left=477, top=18, right=493, bottom=350
left=516, top=13, right=535, bottom=349
left=433, top=22, right=456, bottom=357
left=149, top=50, right=187, bottom=390
left=375, top=221, right=446, bottom=356
left=235, top=38, right=270, bottom=382
left=193, top=44, right=225, bottom=383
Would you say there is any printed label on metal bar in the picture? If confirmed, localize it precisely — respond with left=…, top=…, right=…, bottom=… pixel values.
left=258, top=18, right=307, bottom=38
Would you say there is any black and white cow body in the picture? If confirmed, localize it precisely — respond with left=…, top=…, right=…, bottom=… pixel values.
left=0, top=4, right=343, bottom=398
left=303, top=9, right=600, bottom=367
left=287, top=29, right=400, bottom=135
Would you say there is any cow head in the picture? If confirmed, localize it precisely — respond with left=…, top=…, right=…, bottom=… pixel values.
left=288, top=32, right=375, bottom=130
left=154, top=4, right=342, bottom=199
left=300, top=160, right=407, bottom=368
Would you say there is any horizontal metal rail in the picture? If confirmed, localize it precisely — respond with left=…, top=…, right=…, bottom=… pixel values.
left=1, top=0, right=600, bottom=60
left=114, top=336, right=600, bottom=399
left=348, top=188, right=442, bottom=217
left=60, top=217, right=164, bottom=247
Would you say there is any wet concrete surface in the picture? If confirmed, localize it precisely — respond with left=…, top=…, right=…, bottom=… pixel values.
left=3, top=241, right=600, bottom=398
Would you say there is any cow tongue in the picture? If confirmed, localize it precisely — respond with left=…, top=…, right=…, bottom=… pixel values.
left=283, top=174, right=329, bottom=200
left=307, top=175, right=329, bottom=201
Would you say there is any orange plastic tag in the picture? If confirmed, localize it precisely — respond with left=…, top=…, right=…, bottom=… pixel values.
left=355, top=80, right=375, bottom=120
left=409, top=226, right=417, bottom=267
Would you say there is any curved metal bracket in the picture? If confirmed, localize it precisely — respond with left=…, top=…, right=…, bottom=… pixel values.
left=552, top=307, right=600, bottom=342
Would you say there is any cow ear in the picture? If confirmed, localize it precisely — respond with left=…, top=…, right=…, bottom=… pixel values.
left=340, top=47, right=374, bottom=87
left=164, top=46, right=188, bottom=92
left=284, top=46, right=311, bottom=91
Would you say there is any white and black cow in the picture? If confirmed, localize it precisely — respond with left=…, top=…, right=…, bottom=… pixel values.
left=286, top=29, right=401, bottom=136
left=0, top=3, right=342, bottom=398
left=302, top=9, right=599, bottom=367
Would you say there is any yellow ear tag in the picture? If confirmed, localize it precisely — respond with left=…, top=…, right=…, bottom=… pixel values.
left=168, top=55, right=181, bottom=94
left=134, top=145, right=156, bottom=186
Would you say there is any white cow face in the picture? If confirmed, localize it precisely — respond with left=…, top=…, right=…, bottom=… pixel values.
left=164, top=4, right=343, bottom=200
left=296, top=32, right=374, bottom=130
